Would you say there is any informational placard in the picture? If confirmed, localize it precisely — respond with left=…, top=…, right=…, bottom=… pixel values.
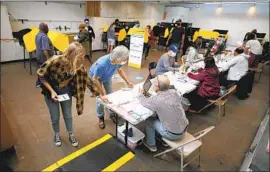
left=128, top=33, right=144, bottom=68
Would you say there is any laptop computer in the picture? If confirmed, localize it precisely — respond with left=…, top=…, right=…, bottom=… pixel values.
left=143, top=77, right=152, bottom=97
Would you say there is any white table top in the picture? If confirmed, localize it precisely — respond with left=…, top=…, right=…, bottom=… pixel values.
left=99, top=71, right=198, bottom=125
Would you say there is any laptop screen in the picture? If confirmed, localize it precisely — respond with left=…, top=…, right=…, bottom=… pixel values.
left=143, top=77, right=152, bottom=93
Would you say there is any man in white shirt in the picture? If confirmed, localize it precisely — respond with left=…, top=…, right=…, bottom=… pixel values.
left=245, top=33, right=263, bottom=67
left=220, top=47, right=250, bottom=87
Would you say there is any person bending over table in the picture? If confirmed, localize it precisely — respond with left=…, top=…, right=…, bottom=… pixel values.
left=37, top=42, right=102, bottom=147
left=182, top=39, right=203, bottom=68
left=89, top=45, right=133, bottom=129
left=185, top=56, right=220, bottom=112
left=206, top=37, right=225, bottom=56
left=155, top=45, right=181, bottom=75
left=219, top=47, right=249, bottom=88
left=139, top=75, right=189, bottom=152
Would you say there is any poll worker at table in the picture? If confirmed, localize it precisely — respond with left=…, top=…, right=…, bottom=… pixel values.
left=206, top=37, right=225, bottom=57
left=139, top=75, right=189, bottom=152
left=155, top=45, right=181, bottom=75
left=166, top=19, right=185, bottom=62
left=219, top=47, right=249, bottom=88
left=37, top=42, right=101, bottom=147
left=243, top=29, right=257, bottom=43
left=182, top=39, right=203, bottom=67
left=245, top=33, right=263, bottom=67
left=185, top=56, right=220, bottom=112
left=90, top=45, right=133, bottom=129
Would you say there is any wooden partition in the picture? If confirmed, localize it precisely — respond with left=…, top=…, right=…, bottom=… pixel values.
left=85, top=1, right=101, bottom=17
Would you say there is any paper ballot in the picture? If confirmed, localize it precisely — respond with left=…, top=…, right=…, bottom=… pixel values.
left=57, top=94, right=70, bottom=102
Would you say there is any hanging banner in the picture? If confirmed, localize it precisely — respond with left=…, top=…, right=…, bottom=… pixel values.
left=128, top=30, right=144, bottom=69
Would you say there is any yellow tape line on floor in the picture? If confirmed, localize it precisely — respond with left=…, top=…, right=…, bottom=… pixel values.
left=42, top=134, right=112, bottom=172
left=102, top=152, right=135, bottom=172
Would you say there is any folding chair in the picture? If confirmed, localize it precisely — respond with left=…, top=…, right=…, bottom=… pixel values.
left=154, top=126, right=215, bottom=171
left=249, top=61, right=270, bottom=82
left=192, top=85, right=237, bottom=120
left=148, top=62, right=157, bottom=79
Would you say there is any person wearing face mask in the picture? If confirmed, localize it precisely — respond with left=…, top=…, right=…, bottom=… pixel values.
left=138, top=75, right=189, bottom=152
left=206, top=37, right=225, bottom=56
left=107, top=22, right=117, bottom=53
left=89, top=45, right=133, bottom=129
left=219, top=47, right=250, bottom=88
left=155, top=45, right=180, bottom=75
left=37, top=42, right=102, bottom=147
left=185, top=56, right=220, bottom=112
left=35, top=23, right=54, bottom=87
left=182, top=39, right=203, bottom=67
left=166, top=19, right=185, bottom=62
left=78, top=23, right=91, bottom=63
left=84, top=18, right=95, bottom=61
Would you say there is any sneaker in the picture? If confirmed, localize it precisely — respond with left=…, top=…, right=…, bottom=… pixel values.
left=54, top=133, right=62, bottom=147
left=142, top=139, right=157, bottom=152
left=69, top=134, right=79, bottom=147
left=156, top=136, right=169, bottom=147
left=99, top=117, right=105, bottom=129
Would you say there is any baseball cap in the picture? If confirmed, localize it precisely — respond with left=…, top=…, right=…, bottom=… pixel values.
left=168, top=45, right=178, bottom=53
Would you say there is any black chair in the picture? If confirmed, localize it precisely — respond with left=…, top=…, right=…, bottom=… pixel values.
left=148, top=62, right=157, bottom=79
left=235, top=71, right=255, bottom=100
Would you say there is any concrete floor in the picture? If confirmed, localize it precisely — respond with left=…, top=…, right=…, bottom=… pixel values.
left=1, top=49, right=269, bottom=171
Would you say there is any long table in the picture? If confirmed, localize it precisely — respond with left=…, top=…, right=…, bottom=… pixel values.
left=99, top=71, right=199, bottom=146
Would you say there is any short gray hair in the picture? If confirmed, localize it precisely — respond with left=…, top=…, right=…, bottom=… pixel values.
left=110, top=45, right=129, bottom=62
left=157, top=75, right=170, bottom=91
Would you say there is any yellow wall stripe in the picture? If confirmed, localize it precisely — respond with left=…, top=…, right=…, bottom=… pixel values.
left=101, top=152, right=135, bottom=172
left=41, top=134, right=112, bottom=171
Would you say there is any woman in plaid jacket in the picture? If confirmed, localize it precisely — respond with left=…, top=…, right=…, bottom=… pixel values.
left=37, top=42, right=105, bottom=147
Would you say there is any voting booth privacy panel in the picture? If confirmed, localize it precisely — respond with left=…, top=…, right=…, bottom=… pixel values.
left=23, top=27, right=69, bottom=53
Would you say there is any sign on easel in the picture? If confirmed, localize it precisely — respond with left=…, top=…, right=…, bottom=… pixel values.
left=128, top=30, right=144, bottom=69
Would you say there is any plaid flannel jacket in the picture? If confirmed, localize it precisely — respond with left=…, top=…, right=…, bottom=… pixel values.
left=37, top=56, right=100, bottom=115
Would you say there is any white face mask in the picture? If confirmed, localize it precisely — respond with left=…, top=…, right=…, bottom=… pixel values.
left=171, top=52, right=176, bottom=57
left=120, top=61, right=127, bottom=65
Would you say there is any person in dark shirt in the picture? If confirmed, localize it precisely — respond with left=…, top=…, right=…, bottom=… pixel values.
left=152, top=23, right=160, bottom=50
left=166, top=19, right=185, bottom=62
left=84, top=18, right=95, bottom=60
left=243, top=29, right=257, bottom=43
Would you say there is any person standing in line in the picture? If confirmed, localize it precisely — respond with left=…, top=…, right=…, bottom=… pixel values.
left=166, top=19, right=185, bottom=62
left=144, top=25, right=154, bottom=59
left=35, top=23, right=54, bottom=87
left=37, top=42, right=104, bottom=147
left=152, top=23, right=161, bottom=51
left=89, top=45, right=133, bottom=129
left=107, top=22, right=117, bottom=53
left=78, top=23, right=91, bottom=63
left=84, top=18, right=95, bottom=62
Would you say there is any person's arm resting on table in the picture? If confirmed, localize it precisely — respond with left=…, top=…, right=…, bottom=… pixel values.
left=117, top=68, right=133, bottom=87
left=187, top=72, right=204, bottom=81
left=219, top=58, right=238, bottom=72
left=138, top=93, right=157, bottom=112
left=91, top=67, right=109, bottom=102
left=164, top=58, right=179, bottom=72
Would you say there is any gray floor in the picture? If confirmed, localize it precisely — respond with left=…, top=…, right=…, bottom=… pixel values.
left=250, top=119, right=269, bottom=171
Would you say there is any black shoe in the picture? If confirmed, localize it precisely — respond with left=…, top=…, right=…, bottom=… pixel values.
left=54, top=133, right=62, bottom=147
left=156, top=136, right=169, bottom=147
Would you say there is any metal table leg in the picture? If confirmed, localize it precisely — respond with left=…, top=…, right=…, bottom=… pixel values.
left=115, top=114, right=118, bottom=138
left=124, top=121, right=129, bottom=146
left=29, top=52, right=32, bottom=75
left=23, top=46, right=26, bottom=68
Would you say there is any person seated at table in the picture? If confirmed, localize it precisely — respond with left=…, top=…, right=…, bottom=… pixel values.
left=185, top=56, right=220, bottom=112
left=219, top=47, right=249, bottom=88
left=139, top=75, right=189, bottom=152
left=182, top=39, right=203, bottom=67
left=206, top=37, right=226, bottom=56
left=245, top=33, right=263, bottom=67
left=155, top=45, right=181, bottom=75
left=89, top=45, right=133, bottom=129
